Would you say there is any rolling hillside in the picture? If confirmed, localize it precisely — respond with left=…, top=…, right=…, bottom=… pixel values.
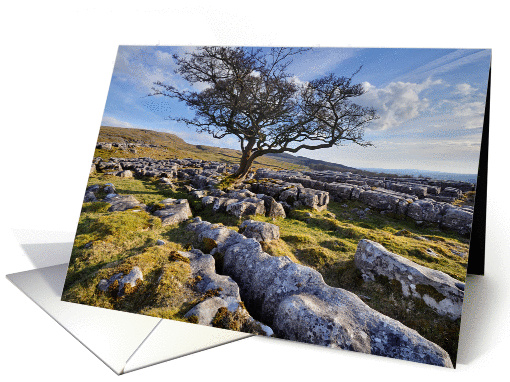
left=96, top=126, right=307, bottom=172
left=96, top=126, right=384, bottom=175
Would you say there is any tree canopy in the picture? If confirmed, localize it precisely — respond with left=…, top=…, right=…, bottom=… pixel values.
left=151, top=46, right=378, bottom=179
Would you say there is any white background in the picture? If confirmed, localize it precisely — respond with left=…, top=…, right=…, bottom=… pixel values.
left=1, top=1, right=508, bottom=380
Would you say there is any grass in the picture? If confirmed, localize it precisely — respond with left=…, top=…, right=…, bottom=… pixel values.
left=64, top=166, right=469, bottom=363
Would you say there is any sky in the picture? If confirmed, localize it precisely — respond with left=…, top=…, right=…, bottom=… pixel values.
left=101, top=46, right=491, bottom=174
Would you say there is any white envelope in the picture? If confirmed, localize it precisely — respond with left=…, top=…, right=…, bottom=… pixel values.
left=7, top=237, right=251, bottom=375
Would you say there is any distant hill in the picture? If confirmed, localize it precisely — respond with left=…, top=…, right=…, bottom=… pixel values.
left=361, top=167, right=478, bottom=183
left=96, top=126, right=307, bottom=172
left=266, top=153, right=369, bottom=174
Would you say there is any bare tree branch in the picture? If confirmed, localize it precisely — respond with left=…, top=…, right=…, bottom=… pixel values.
left=151, top=46, right=379, bottom=179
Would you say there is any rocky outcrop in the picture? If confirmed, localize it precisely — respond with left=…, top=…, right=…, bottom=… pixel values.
left=97, top=266, right=143, bottom=296
left=186, top=219, right=453, bottom=367
left=359, top=188, right=417, bottom=213
left=440, top=207, right=473, bottom=236
left=182, top=249, right=273, bottom=335
left=226, top=199, right=265, bottom=218
left=105, top=194, right=146, bottom=212
left=89, top=155, right=474, bottom=234
left=354, top=240, right=464, bottom=320
left=262, top=195, right=286, bottom=218
left=153, top=198, right=192, bottom=225
left=239, top=220, right=280, bottom=242
left=250, top=181, right=329, bottom=211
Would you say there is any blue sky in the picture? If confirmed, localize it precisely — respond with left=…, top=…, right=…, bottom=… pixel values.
left=101, top=46, right=491, bottom=174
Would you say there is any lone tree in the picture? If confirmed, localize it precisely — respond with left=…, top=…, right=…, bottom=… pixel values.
left=151, top=47, right=378, bottom=181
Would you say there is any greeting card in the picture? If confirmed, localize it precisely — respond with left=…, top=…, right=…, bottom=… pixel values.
left=60, top=46, right=490, bottom=368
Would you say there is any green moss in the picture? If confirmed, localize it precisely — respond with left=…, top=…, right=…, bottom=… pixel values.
left=217, top=175, right=237, bottom=190
left=168, top=251, right=190, bottom=263
left=187, top=315, right=199, bottom=324
left=199, top=288, right=223, bottom=300
left=212, top=307, right=243, bottom=331
left=415, top=284, right=445, bottom=302
left=202, top=237, right=218, bottom=252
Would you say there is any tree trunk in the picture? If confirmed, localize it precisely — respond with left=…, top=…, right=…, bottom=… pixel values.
left=233, top=150, right=255, bottom=181
left=232, top=139, right=257, bottom=181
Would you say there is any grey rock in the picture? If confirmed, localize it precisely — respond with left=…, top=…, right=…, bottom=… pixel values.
left=407, top=199, right=443, bottom=223
left=103, top=183, right=116, bottom=194
left=117, top=170, right=133, bottom=178
left=239, top=220, right=280, bottom=242
left=226, top=199, right=265, bottom=217
left=262, top=196, right=286, bottom=218
left=441, top=207, right=473, bottom=235
left=84, top=191, right=97, bottom=203
left=97, top=272, right=123, bottom=292
left=212, top=197, right=238, bottom=212
left=153, top=199, right=192, bottom=226
left=118, top=266, right=143, bottom=296
left=354, top=239, right=464, bottom=320
left=107, top=195, right=145, bottom=212
left=191, top=190, right=208, bottom=199
left=184, top=297, right=232, bottom=325
left=201, top=195, right=217, bottom=207
left=219, top=234, right=453, bottom=367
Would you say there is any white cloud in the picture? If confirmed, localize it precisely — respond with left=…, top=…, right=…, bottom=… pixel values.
left=101, top=115, right=136, bottom=128
left=113, top=46, right=178, bottom=93
left=451, top=101, right=485, bottom=129
left=289, top=75, right=308, bottom=87
left=357, top=78, right=442, bottom=130
left=454, top=83, right=477, bottom=96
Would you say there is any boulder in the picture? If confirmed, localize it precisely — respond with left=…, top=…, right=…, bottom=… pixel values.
left=97, top=266, right=143, bottom=297
left=273, top=293, right=451, bottom=366
left=153, top=199, right=192, bottom=226
left=298, top=188, right=329, bottom=211
left=440, top=207, right=473, bottom=236
left=106, top=195, right=145, bottom=212
left=201, top=195, right=217, bottom=207
left=187, top=220, right=244, bottom=253
left=103, top=183, right=116, bottom=194
left=181, top=249, right=272, bottom=335
left=359, top=189, right=411, bottom=212
left=118, top=266, right=143, bottom=296
left=117, top=170, right=133, bottom=178
left=239, top=220, right=280, bottom=242
left=263, top=196, right=286, bottom=218
left=407, top=199, right=444, bottom=223
left=84, top=191, right=97, bottom=203
left=226, top=199, right=265, bottom=217
left=354, top=239, right=464, bottom=320
left=219, top=235, right=452, bottom=367
left=97, top=273, right=123, bottom=292
left=184, top=297, right=233, bottom=325
left=212, top=197, right=238, bottom=212
left=191, top=190, right=208, bottom=199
